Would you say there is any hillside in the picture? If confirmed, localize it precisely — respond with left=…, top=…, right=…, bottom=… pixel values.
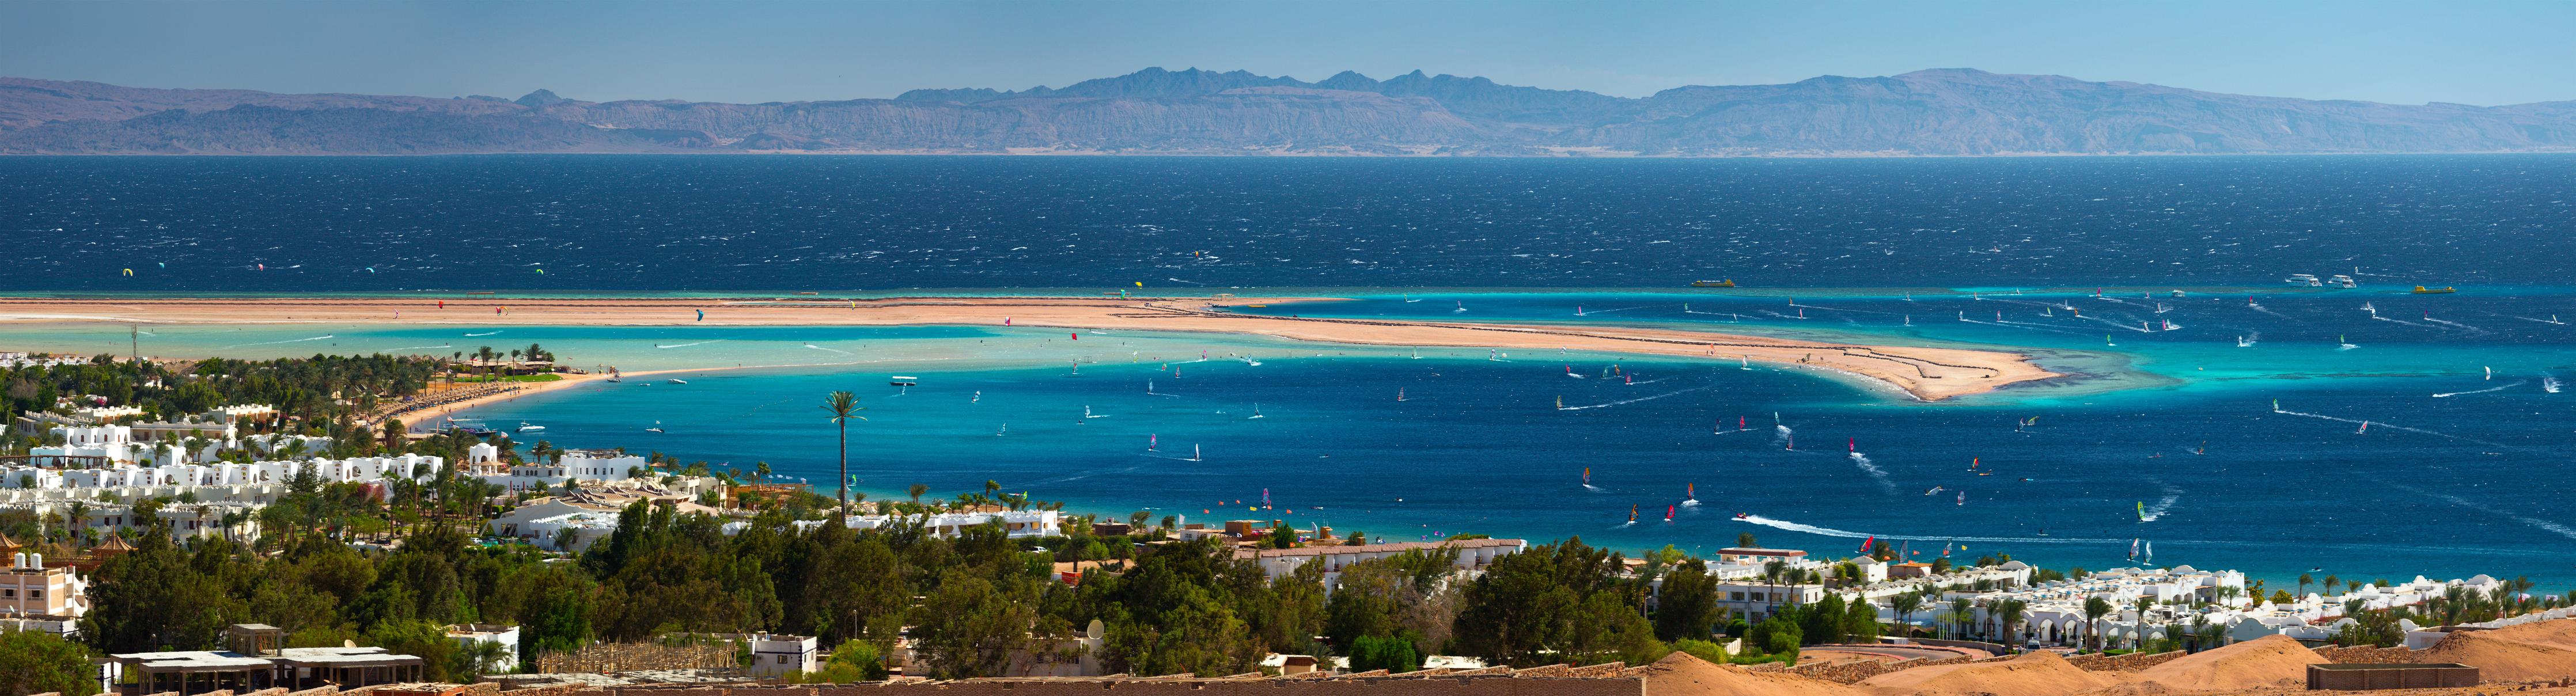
left=6, top=67, right=2574, bottom=155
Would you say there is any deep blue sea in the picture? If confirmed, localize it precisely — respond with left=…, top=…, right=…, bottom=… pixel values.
left=3, top=155, right=2571, bottom=590
left=3, top=155, right=2573, bottom=291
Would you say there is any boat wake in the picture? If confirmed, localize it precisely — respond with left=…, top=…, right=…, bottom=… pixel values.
left=2401, top=486, right=2576, bottom=541
left=221, top=334, right=334, bottom=349
left=1958, top=318, right=2088, bottom=336
left=1847, top=453, right=1896, bottom=494
left=2075, top=315, right=2152, bottom=333
left=1734, top=514, right=2113, bottom=545
left=2243, top=302, right=2293, bottom=320
left=2421, top=316, right=2493, bottom=336
left=381, top=344, right=453, bottom=351
left=464, top=331, right=502, bottom=337
left=2434, top=381, right=2525, bottom=398
left=1789, top=301, right=1898, bottom=315
left=2139, top=483, right=2181, bottom=522
left=1558, top=386, right=1711, bottom=410
left=2545, top=377, right=2563, bottom=394
left=2271, top=404, right=2503, bottom=446
left=656, top=340, right=725, bottom=349
left=804, top=344, right=853, bottom=355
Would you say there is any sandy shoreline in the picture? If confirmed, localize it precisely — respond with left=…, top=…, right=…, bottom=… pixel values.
left=0, top=295, right=2058, bottom=402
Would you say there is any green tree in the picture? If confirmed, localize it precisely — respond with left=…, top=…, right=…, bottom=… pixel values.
left=1653, top=558, right=1721, bottom=641
left=1453, top=538, right=1668, bottom=667
left=0, top=630, right=98, bottom=695
left=1347, top=634, right=1421, bottom=673
left=821, top=391, right=865, bottom=522
left=1888, top=592, right=1923, bottom=638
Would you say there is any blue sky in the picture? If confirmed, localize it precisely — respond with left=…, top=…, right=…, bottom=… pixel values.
left=5, top=1, right=2571, bottom=105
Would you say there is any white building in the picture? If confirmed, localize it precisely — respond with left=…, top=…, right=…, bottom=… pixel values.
left=448, top=624, right=522, bottom=673
left=471, top=450, right=647, bottom=492
left=746, top=634, right=820, bottom=678
left=721, top=509, right=1066, bottom=541
left=1232, top=538, right=1527, bottom=589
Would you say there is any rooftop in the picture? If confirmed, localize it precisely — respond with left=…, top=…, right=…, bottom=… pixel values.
left=1234, top=538, right=1525, bottom=558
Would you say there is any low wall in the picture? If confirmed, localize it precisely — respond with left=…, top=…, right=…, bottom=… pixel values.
left=2311, top=645, right=2418, bottom=664
left=2064, top=649, right=2186, bottom=672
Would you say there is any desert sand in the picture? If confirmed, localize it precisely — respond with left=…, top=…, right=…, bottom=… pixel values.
left=0, top=295, right=2059, bottom=402
left=1632, top=652, right=1867, bottom=696
left=1859, top=651, right=2115, bottom=696
left=2132, top=635, right=2324, bottom=691
left=2418, top=619, right=2576, bottom=682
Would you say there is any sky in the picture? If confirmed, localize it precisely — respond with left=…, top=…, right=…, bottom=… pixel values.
left=4, top=1, right=2573, bottom=106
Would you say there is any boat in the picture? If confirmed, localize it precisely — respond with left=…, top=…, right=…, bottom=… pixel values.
left=2286, top=273, right=2321, bottom=286
left=1248, top=403, right=1264, bottom=419
left=1685, top=482, right=1696, bottom=503
left=1582, top=467, right=1590, bottom=486
left=1147, top=433, right=1158, bottom=451
left=1955, top=491, right=1965, bottom=505
left=2329, top=275, right=2357, bottom=288
left=1454, top=301, right=1466, bottom=313
left=996, top=423, right=1006, bottom=436
left=1664, top=505, right=1676, bottom=522
left=645, top=421, right=665, bottom=433
left=1627, top=505, right=1638, bottom=524
left=1554, top=395, right=1564, bottom=410
left=1732, top=512, right=1749, bottom=520
left=1188, top=444, right=1201, bottom=462
left=2412, top=286, right=2457, bottom=294
left=2170, top=290, right=2187, bottom=298
left=1395, top=387, right=1407, bottom=402
left=2136, top=501, right=2146, bottom=520
left=666, top=378, right=687, bottom=385
left=1689, top=279, right=1736, bottom=288
left=889, top=376, right=919, bottom=387
left=516, top=422, right=545, bottom=432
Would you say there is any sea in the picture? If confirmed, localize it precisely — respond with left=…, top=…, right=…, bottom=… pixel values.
left=2, top=154, right=2572, bottom=591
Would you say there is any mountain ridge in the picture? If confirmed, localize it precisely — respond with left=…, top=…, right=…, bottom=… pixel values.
left=6, top=68, right=2574, bottom=155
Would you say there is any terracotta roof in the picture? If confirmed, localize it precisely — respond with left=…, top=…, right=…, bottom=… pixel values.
left=95, top=534, right=137, bottom=552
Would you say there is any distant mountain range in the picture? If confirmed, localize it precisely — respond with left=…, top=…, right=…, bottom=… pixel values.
left=6, top=67, right=2575, bottom=156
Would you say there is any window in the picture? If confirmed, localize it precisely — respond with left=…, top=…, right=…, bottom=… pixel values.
left=28, top=589, right=41, bottom=599
left=1729, top=591, right=1744, bottom=600
left=2, top=589, right=14, bottom=598
left=776, top=655, right=790, bottom=664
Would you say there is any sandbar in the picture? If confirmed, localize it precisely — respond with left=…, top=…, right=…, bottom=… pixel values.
left=0, top=295, right=2058, bottom=402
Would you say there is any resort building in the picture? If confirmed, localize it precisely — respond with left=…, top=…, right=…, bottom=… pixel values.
left=1706, top=547, right=1827, bottom=580
left=0, top=549, right=89, bottom=637
left=1232, top=538, right=1528, bottom=589
left=486, top=489, right=724, bottom=552
left=468, top=449, right=649, bottom=491
left=108, top=623, right=428, bottom=695
left=446, top=624, right=522, bottom=674
left=722, top=509, right=1067, bottom=541
left=745, top=634, right=820, bottom=678
left=0, top=455, right=443, bottom=506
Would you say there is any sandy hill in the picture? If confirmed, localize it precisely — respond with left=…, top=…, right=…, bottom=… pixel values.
left=1858, top=651, right=2117, bottom=696
left=2419, top=618, right=2576, bottom=682
left=2132, top=635, right=2323, bottom=691
left=1630, top=652, right=1866, bottom=696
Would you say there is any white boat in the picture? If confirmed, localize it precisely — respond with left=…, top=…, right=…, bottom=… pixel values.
left=2286, top=273, right=2321, bottom=286
left=645, top=420, right=665, bottom=433
left=516, top=422, right=545, bottom=432
left=666, top=378, right=688, bottom=385
left=1248, top=403, right=1264, bottom=419
left=2329, top=275, right=2357, bottom=288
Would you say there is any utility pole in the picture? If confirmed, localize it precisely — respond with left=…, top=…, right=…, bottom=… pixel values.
left=130, top=325, right=139, bottom=363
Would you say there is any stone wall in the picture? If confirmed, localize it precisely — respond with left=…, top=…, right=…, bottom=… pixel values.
left=2064, top=649, right=2187, bottom=672
left=535, top=642, right=738, bottom=674
left=2312, top=644, right=2419, bottom=664
left=576, top=679, right=1645, bottom=696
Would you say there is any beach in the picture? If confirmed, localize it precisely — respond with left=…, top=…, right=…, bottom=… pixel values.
left=0, top=295, right=2056, bottom=402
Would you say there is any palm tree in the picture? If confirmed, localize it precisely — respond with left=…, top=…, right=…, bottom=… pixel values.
left=908, top=483, right=928, bottom=507
left=1889, top=591, right=1923, bottom=638
left=1997, top=599, right=2029, bottom=646
left=821, top=391, right=865, bottom=522
left=2083, top=596, right=2114, bottom=651
left=755, top=461, right=771, bottom=481
left=1948, top=598, right=1973, bottom=639
left=65, top=501, right=90, bottom=548
left=2298, top=573, right=2314, bottom=598
left=2322, top=575, right=2340, bottom=597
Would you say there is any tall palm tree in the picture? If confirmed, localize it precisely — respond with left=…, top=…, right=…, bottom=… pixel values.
left=1948, top=598, right=1973, bottom=639
left=755, top=461, right=772, bottom=481
left=822, top=391, right=865, bottom=522
left=2298, top=573, right=2314, bottom=598
left=2083, top=596, right=2113, bottom=651
left=1889, top=592, right=1923, bottom=639
left=1997, top=599, right=2029, bottom=646
left=908, top=483, right=929, bottom=506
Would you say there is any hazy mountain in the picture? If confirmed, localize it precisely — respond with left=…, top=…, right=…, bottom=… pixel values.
left=6, top=68, right=2573, bottom=155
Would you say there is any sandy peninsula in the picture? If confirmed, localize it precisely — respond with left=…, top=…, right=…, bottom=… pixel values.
left=0, top=295, right=2058, bottom=403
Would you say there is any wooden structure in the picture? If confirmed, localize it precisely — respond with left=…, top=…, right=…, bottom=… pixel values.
left=109, top=623, right=427, bottom=694
left=2306, top=663, right=2480, bottom=690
